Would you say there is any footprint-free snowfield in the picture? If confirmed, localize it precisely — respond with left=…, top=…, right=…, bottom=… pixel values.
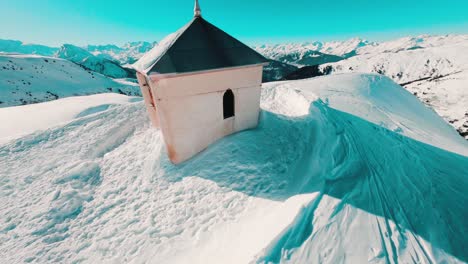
left=1, top=74, right=467, bottom=263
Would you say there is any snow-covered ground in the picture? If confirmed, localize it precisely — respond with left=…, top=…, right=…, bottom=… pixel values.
left=1, top=73, right=467, bottom=263
left=0, top=54, right=140, bottom=107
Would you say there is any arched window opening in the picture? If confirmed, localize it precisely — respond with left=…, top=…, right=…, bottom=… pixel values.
left=223, top=89, right=235, bottom=119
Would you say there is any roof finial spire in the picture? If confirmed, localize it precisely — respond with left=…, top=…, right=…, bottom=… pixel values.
left=194, top=0, right=201, bottom=17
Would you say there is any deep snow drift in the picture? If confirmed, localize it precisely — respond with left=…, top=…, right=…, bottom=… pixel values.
left=0, top=74, right=467, bottom=263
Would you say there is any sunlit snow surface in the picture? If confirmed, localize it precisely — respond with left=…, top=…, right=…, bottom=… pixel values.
left=0, top=93, right=140, bottom=144
left=0, top=74, right=467, bottom=263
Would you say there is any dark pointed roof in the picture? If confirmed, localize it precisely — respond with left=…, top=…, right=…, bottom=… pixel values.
left=134, top=17, right=269, bottom=74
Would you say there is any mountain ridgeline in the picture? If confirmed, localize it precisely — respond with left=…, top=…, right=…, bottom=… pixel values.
left=0, top=35, right=467, bottom=138
left=0, top=39, right=156, bottom=79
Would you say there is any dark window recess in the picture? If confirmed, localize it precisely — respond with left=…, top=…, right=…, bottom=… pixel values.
left=223, top=89, right=235, bottom=119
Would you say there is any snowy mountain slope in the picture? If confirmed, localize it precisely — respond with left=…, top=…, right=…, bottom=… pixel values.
left=0, top=39, right=58, bottom=56
left=262, top=60, right=298, bottom=82
left=317, top=37, right=371, bottom=57
left=0, top=54, right=140, bottom=107
left=87, top=41, right=156, bottom=65
left=404, top=71, right=468, bottom=138
left=1, top=73, right=467, bottom=263
left=320, top=37, right=468, bottom=138
left=55, top=44, right=134, bottom=78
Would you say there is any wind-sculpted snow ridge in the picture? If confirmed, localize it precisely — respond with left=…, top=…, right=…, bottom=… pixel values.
left=257, top=102, right=468, bottom=263
left=0, top=73, right=467, bottom=263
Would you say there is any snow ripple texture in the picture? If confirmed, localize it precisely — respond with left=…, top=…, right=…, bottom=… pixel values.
left=1, top=74, right=467, bottom=264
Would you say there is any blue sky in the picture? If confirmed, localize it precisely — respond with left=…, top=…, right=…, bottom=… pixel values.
left=1, top=0, right=467, bottom=46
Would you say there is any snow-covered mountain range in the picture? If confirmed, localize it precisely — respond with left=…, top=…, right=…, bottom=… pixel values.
left=254, top=35, right=468, bottom=66
left=1, top=35, right=467, bottom=138
left=1, top=73, right=467, bottom=263
left=254, top=38, right=370, bottom=67
left=0, top=40, right=155, bottom=79
left=0, top=40, right=155, bottom=65
left=87, top=41, right=157, bottom=65
left=56, top=44, right=133, bottom=79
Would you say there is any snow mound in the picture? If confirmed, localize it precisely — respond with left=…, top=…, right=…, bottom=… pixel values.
left=0, top=73, right=467, bottom=263
left=0, top=39, right=155, bottom=67
left=0, top=54, right=140, bottom=107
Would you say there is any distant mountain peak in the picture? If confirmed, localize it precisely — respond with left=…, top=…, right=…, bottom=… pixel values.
left=56, top=44, right=133, bottom=79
